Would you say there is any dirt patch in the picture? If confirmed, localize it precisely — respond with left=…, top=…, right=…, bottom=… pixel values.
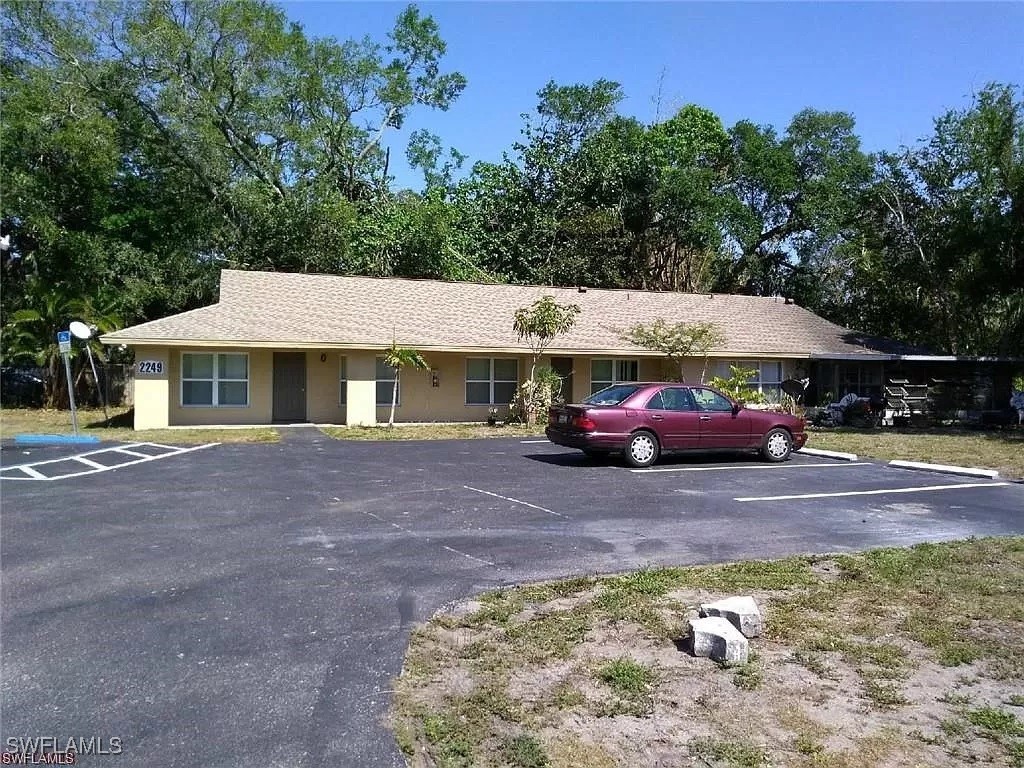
left=392, top=539, right=1024, bottom=767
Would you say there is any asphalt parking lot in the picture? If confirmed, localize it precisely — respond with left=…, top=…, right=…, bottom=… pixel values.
left=2, top=431, right=1022, bottom=767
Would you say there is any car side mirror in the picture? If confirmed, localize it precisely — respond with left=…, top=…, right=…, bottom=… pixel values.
left=732, top=402, right=741, bottom=415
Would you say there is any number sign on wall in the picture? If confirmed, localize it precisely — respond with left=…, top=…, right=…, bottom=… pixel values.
left=137, top=360, right=165, bottom=375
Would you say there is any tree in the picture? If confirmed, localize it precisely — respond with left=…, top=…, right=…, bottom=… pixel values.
left=819, top=83, right=1024, bottom=356
left=723, top=111, right=871, bottom=297
left=512, top=296, right=581, bottom=423
left=1, top=0, right=467, bottom=322
left=619, top=320, right=725, bottom=382
left=351, top=188, right=485, bottom=281
left=453, top=80, right=626, bottom=288
left=2, top=285, right=122, bottom=407
left=382, top=342, right=429, bottom=427
left=709, top=364, right=766, bottom=405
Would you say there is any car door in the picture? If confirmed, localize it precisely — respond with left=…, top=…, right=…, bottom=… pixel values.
left=643, top=387, right=701, bottom=449
left=690, top=386, right=752, bottom=449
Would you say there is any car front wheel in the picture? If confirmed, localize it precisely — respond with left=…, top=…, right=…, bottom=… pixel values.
left=761, top=428, right=793, bottom=462
left=625, top=431, right=660, bottom=468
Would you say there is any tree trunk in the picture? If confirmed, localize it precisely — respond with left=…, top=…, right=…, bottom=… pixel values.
left=389, top=371, right=399, bottom=427
left=526, top=357, right=539, bottom=426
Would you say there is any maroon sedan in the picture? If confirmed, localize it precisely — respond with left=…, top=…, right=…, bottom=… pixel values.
left=545, top=382, right=808, bottom=467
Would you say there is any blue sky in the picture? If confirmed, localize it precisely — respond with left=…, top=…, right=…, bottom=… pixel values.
left=284, top=2, right=1024, bottom=189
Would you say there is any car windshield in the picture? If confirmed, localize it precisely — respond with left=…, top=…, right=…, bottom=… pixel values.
left=582, top=384, right=641, bottom=406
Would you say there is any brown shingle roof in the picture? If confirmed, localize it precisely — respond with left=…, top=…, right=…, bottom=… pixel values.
left=101, top=270, right=913, bottom=357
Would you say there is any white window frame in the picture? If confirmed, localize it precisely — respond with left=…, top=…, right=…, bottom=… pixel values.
left=339, top=356, right=347, bottom=406
left=180, top=351, right=249, bottom=408
left=590, top=359, right=639, bottom=394
left=465, top=358, right=519, bottom=405
left=714, top=360, right=785, bottom=400
left=376, top=356, right=399, bottom=407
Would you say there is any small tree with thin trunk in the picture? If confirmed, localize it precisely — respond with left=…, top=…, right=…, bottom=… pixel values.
left=383, top=342, right=429, bottom=427
left=619, top=320, right=725, bottom=382
left=512, top=296, right=581, bottom=424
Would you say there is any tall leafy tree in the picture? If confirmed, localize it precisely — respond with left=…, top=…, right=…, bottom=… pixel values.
left=584, top=105, right=733, bottom=291
left=456, top=80, right=625, bottom=287
left=724, top=110, right=872, bottom=297
left=1, top=0, right=467, bottom=326
left=846, top=84, right=1024, bottom=355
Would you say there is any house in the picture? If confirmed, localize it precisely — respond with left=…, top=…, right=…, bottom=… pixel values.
left=100, top=269, right=1013, bottom=429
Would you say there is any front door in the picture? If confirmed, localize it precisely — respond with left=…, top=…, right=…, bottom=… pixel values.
left=551, top=357, right=574, bottom=403
left=273, top=352, right=307, bottom=422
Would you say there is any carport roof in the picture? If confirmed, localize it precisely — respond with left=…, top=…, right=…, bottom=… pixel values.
left=101, top=269, right=924, bottom=358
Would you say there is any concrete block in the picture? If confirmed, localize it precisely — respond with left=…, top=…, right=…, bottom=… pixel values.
left=690, top=616, right=749, bottom=664
left=700, top=596, right=762, bottom=638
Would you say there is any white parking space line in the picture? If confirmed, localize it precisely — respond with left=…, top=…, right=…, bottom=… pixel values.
left=72, top=456, right=109, bottom=470
left=633, top=462, right=872, bottom=474
left=736, top=481, right=1010, bottom=503
left=361, top=510, right=495, bottom=567
left=2, top=442, right=161, bottom=469
left=13, top=465, right=47, bottom=480
left=0, top=442, right=219, bottom=481
left=135, top=441, right=180, bottom=451
left=520, top=440, right=550, bottom=444
left=441, top=545, right=495, bottom=567
left=111, top=447, right=154, bottom=458
left=463, top=485, right=568, bottom=518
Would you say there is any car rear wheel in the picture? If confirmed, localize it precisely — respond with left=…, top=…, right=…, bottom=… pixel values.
left=625, top=430, right=660, bottom=468
left=761, top=427, right=793, bottom=462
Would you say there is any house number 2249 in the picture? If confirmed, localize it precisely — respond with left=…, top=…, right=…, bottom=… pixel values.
left=137, top=360, right=165, bottom=375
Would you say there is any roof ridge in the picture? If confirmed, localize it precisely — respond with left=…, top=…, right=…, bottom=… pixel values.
left=220, top=268, right=796, bottom=302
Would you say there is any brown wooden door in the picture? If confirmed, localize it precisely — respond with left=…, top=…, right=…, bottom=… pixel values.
left=273, top=352, right=307, bottom=422
left=551, top=357, right=574, bottom=403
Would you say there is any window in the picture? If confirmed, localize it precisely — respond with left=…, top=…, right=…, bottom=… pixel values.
left=714, top=360, right=785, bottom=402
left=339, top=356, right=347, bottom=405
left=646, top=387, right=695, bottom=412
left=691, top=387, right=734, bottom=412
left=590, top=359, right=639, bottom=394
left=376, top=356, right=398, bottom=407
left=181, top=353, right=248, bottom=407
left=466, top=358, right=519, bottom=405
left=583, top=384, right=641, bottom=406
left=838, top=363, right=883, bottom=398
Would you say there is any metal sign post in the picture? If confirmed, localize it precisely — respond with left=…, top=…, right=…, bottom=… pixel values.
left=57, top=330, right=79, bottom=436
left=83, top=344, right=109, bottom=423
left=69, top=321, right=108, bottom=423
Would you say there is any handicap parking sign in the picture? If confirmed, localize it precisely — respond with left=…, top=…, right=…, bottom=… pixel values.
left=57, top=330, right=72, bottom=353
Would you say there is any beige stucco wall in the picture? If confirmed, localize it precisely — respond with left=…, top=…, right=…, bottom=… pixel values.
left=128, top=345, right=803, bottom=428
left=305, top=350, right=347, bottom=424
left=371, top=351, right=531, bottom=423
left=132, top=346, right=170, bottom=429
left=167, top=347, right=273, bottom=426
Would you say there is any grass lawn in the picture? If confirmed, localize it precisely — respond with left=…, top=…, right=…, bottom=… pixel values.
left=320, top=423, right=546, bottom=441
left=808, top=426, right=1024, bottom=478
left=0, top=407, right=279, bottom=444
left=393, top=537, right=1024, bottom=768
